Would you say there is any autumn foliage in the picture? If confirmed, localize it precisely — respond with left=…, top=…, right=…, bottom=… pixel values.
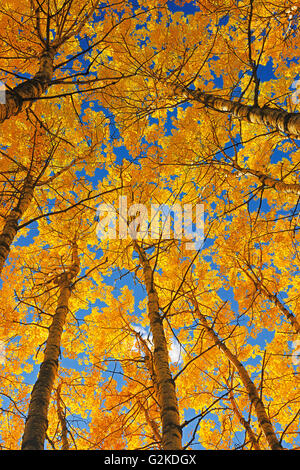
left=0, top=0, right=299, bottom=451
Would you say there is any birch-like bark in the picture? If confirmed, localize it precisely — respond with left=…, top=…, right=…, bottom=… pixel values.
left=0, top=176, right=34, bottom=275
left=172, top=83, right=300, bottom=138
left=0, top=48, right=56, bottom=124
left=135, top=243, right=182, bottom=450
left=135, top=332, right=162, bottom=448
left=193, top=299, right=283, bottom=450
left=221, top=164, right=300, bottom=196
left=21, top=244, right=79, bottom=450
left=135, top=330, right=160, bottom=399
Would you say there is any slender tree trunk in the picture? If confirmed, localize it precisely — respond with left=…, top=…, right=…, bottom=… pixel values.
left=192, top=299, right=283, bottom=450
left=21, top=244, right=79, bottom=450
left=56, top=384, right=69, bottom=450
left=222, top=163, right=300, bottom=196
left=228, top=387, right=261, bottom=450
left=262, top=288, right=300, bottom=335
left=241, top=266, right=300, bottom=335
left=0, top=176, right=34, bottom=275
left=172, top=83, right=300, bottom=138
left=135, top=243, right=182, bottom=450
left=135, top=331, right=162, bottom=448
left=138, top=400, right=162, bottom=449
left=136, top=330, right=159, bottom=399
left=0, top=48, right=56, bottom=124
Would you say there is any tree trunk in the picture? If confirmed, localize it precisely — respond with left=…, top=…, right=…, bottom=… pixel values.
left=0, top=176, right=34, bottom=275
left=192, top=299, right=283, bottom=450
left=56, top=384, right=69, bottom=450
left=222, top=163, right=300, bottom=196
left=138, top=400, right=162, bottom=449
left=135, top=331, right=162, bottom=448
left=135, top=242, right=182, bottom=450
left=21, top=244, right=79, bottom=450
left=228, top=387, right=261, bottom=450
left=172, top=83, right=300, bottom=138
left=263, top=288, right=300, bottom=335
left=241, top=267, right=300, bottom=335
left=0, top=48, right=56, bottom=124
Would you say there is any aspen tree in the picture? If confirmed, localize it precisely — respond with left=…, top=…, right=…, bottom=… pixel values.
left=21, top=242, right=80, bottom=450
left=192, top=297, right=283, bottom=451
left=0, top=1, right=99, bottom=124
left=0, top=175, right=34, bottom=275
left=134, top=242, right=182, bottom=450
left=171, top=84, right=300, bottom=139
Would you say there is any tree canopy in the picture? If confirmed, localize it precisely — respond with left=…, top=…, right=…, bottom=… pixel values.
left=0, top=0, right=299, bottom=451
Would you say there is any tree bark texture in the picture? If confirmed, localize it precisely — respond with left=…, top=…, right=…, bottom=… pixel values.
left=135, top=243, right=182, bottom=450
left=21, top=243, right=79, bottom=450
